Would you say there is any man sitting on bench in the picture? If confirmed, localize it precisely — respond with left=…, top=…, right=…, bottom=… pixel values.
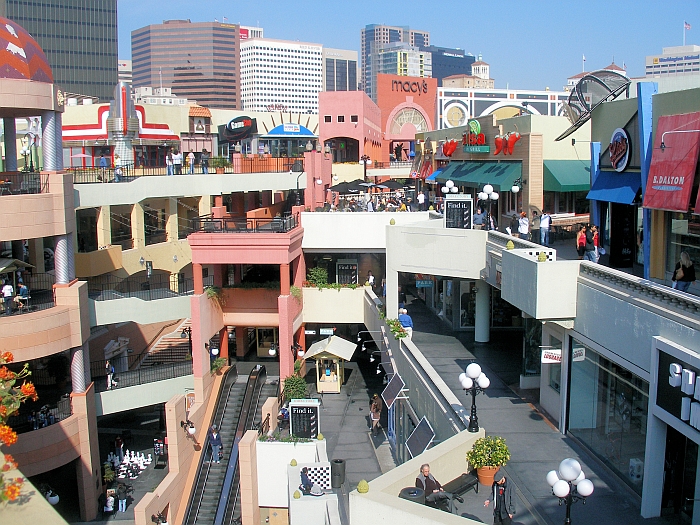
left=416, top=463, right=463, bottom=514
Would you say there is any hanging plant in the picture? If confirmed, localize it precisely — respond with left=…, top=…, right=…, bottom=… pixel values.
left=290, top=285, right=302, bottom=303
left=210, top=357, right=227, bottom=375
left=205, top=286, right=227, bottom=309
left=386, top=318, right=408, bottom=339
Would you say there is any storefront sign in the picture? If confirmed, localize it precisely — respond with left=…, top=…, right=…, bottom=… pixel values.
left=658, top=351, right=700, bottom=431
left=305, top=329, right=317, bottom=335
left=319, top=328, right=335, bottom=336
left=541, top=347, right=585, bottom=363
left=283, top=123, right=300, bottom=133
left=289, top=399, right=320, bottom=439
left=609, top=128, right=630, bottom=172
left=462, top=120, right=490, bottom=153
left=218, top=116, right=257, bottom=142
left=415, top=280, right=434, bottom=288
left=392, top=79, right=428, bottom=95
left=443, top=195, right=473, bottom=229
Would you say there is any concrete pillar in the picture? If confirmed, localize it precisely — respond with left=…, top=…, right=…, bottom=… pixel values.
left=96, top=205, right=111, bottom=248
left=214, top=195, right=223, bottom=208
left=293, top=254, right=305, bottom=287
left=385, top=269, right=399, bottom=319
left=198, top=195, right=212, bottom=216
left=27, top=238, right=45, bottom=273
left=246, top=192, right=257, bottom=211
left=641, top=415, right=666, bottom=518
left=213, top=263, right=225, bottom=287
left=42, top=111, right=58, bottom=171
left=193, top=263, right=203, bottom=294
left=54, top=112, right=63, bottom=170
left=235, top=326, right=248, bottom=357
left=165, top=197, right=179, bottom=241
left=261, top=190, right=272, bottom=207
left=71, top=384, right=101, bottom=521
left=54, top=234, right=75, bottom=283
left=474, top=280, right=490, bottom=343
left=231, top=192, right=245, bottom=216
left=131, top=202, right=145, bottom=249
left=3, top=117, right=17, bottom=171
left=219, top=326, right=229, bottom=360
left=233, top=264, right=242, bottom=285
left=280, top=263, right=290, bottom=295
left=70, top=345, right=86, bottom=393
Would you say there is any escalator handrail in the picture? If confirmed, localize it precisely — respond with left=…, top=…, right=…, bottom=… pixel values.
left=213, top=364, right=267, bottom=525
left=182, top=365, right=238, bottom=525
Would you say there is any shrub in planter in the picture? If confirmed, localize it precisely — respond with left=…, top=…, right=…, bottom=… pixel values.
left=307, top=267, right=328, bottom=287
left=283, top=374, right=307, bottom=402
left=465, top=436, right=510, bottom=469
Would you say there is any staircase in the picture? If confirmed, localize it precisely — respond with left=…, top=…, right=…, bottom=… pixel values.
left=140, top=319, right=191, bottom=367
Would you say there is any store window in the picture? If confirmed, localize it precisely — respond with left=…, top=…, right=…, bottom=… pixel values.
left=324, top=115, right=331, bottom=123
left=548, top=336, right=562, bottom=393
left=568, top=340, right=648, bottom=495
left=666, top=212, right=700, bottom=276
left=338, top=115, right=345, bottom=123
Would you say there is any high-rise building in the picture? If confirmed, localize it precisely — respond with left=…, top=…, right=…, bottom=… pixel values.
left=361, top=24, right=429, bottom=95
left=240, top=38, right=323, bottom=113
left=240, top=25, right=264, bottom=40
left=367, top=42, right=431, bottom=101
left=0, top=0, right=118, bottom=101
left=323, top=48, right=358, bottom=92
left=421, top=45, right=475, bottom=86
left=646, top=45, right=700, bottom=78
left=118, top=60, right=132, bottom=84
left=131, top=19, right=240, bottom=110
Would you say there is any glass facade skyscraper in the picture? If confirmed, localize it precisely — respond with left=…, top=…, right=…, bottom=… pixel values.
left=1, top=0, right=118, bottom=101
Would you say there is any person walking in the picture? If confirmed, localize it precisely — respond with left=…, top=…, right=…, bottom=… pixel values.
left=115, top=435, right=124, bottom=463
left=117, top=483, right=127, bottom=513
left=417, top=190, right=426, bottom=211
left=173, top=150, right=183, bottom=174
left=99, top=153, right=108, bottom=182
left=114, top=154, right=122, bottom=182
left=187, top=150, right=195, bottom=174
left=584, top=224, right=597, bottom=263
left=517, top=211, right=529, bottom=240
left=576, top=225, right=587, bottom=260
left=398, top=308, right=414, bottom=339
left=539, top=210, right=551, bottom=247
left=531, top=210, right=540, bottom=243
left=672, top=251, right=696, bottom=292
left=2, top=280, right=14, bottom=315
left=209, top=425, right=223, bottom=463
left=370, top=394, right=383, bottom=436
left=105, top=360, right=114, bottom=390
left=473, top=207, right=486, bottom=229
left=201, top=149, right=210, bottom=174
left=484, top=469, right=515, bottom=525
left=166, top=150, right=174, bottom=176
left=416, top=463, right=462, bottom=513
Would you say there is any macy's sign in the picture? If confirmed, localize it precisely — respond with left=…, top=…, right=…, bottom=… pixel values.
left=392, top=79, right=428, bottom=95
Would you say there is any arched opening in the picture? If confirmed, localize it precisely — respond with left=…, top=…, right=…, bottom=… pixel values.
left=325, top=137, right=359, bottom=163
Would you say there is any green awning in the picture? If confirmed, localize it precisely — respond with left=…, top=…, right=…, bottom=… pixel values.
left=451, top=162, right=522, bottom=189
left=543, top=160, right=591, bottom=192
left=435, top=162, right=463, bottom=182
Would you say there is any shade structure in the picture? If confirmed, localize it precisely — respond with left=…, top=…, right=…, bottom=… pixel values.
left=587, top=170, right=641, bottom=204
left=425, top=167, right=444, bottom=183
left=543, top=160, right=591, bottom=192
left=438, top=161, right=521, bottom=190
left=0, top=258, right=34, bottom=274
left=304, top=335, right=358, bottom=362
left=381, top=180, right=405, bottom=190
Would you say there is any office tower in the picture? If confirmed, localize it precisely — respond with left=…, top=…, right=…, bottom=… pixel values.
left=240, top=38, right=323, bottom=113
left=646, top=45, right=700, bottom=77
left=361, top=24, right=429, bottom=95
left=421, top=45, right=476, bottom=86
left=0, top=0, right=118, bottom=101
left=118, top=60, right=132, bottom=84
left=132, top=19, right=239, bottom=110
left=367, top=42, right=431, bottom=101
left=323, top=48, right=358, bottom=91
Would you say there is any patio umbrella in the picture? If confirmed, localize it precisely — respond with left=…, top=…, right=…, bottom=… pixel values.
left=329, top=181, right=351, bottom=193
left=382, top=180, right=404, bottom=190
left=70, top=153, right=92, bottom=158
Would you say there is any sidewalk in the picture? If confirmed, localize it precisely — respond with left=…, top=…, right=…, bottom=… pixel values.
left=406, top=294, right=670, bottom=525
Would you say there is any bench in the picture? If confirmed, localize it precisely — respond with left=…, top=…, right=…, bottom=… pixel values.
left=442, top=471, right=479, bottom=496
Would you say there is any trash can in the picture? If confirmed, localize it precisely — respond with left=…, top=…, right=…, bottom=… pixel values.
left=399, top=486, right=425, bottom=505
left=331, top=459, right=346, bottom=488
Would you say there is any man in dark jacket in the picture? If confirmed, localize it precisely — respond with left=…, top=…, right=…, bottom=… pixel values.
left=484, top=469, right=515, bottom=525
left=416, top=463, right=463, bottom=513
left=584, top=224, right=597, bottom=263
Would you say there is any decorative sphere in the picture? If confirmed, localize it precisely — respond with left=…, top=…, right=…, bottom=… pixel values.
left=552, top=479, right=570, bottom=498
left=483, top=184, right=493, bottom=194
left=441, top=186, right=449, bottom=193
left=511, top=185, right=520, bottom=194
left=268, top=347, right=276, bottom=356
left=478, top=192, right=487, bottom=200
left=546, top=470, right=560, bottom=487
left=572, top=470, right=585, bottom=485
left=576, top=478, right=594, bottom=497
left=460, top=375, right=473, bottom=390
left=558, top=458, right=582, bottom=481
left=293, top=490, right=301, bottom=499
left=390, top=218, right=396, bottom=225
left=290, top=459, right=297, bottom=466
left=466, top=363, right=482, bottom=379
left=316, top=433, right=324, bottom=440
left=446, top=180, right=455, bottom=189
left=477, top=374, right=490, bottom=389
left=491, top=192, right=499, bottom=201
left=357, top=479, right=370, bottom=494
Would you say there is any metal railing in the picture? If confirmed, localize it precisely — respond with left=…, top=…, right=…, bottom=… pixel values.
left=94, top=361, right=193, bottom=393
left=0, top=172, right=49, bottom=195
left=88, top=273, right=196, bottom=301
left=6, top=397, right=72, bottom=435
left=258, top=413, right=271, bottom=436
left=194, top=214, right=299, bottom=233
left=69, top=162, right=135, bottom=184
left=372, top=160, right=414, bottom=169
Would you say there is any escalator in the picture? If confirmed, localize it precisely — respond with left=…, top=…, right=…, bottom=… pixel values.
left=183, top=365, right=278, bottom=525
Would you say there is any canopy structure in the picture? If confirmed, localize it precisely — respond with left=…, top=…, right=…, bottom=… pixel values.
left=543, top=160, right=591, bottom=192
left=305, top=336, right=357, bottom=394
left=0, top=258, right=34, bottom=274
left=262, top=123, right=316, bottom=138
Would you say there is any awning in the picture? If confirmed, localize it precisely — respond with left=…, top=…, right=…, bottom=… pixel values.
left=544, top=160, right=591, bottom=192
left=304, top=336, right=357, bottom=361
left=586, top=170, right=641, bottom=204
left=425, top=167, right=444, bottom=182
left=0, top=258, right=34, bottom=274
left=451, top=162, right=522, bottom=189
left=435, top=162, right=463, bottom=182
left=643, top=111, right=700, bottom=212
left=262, top=123, right=316, bottom=138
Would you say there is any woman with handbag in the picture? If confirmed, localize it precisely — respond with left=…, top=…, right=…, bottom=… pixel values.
left=576, top=225, right=587, bottom=260
left=672, top=251, right=696, bottom=292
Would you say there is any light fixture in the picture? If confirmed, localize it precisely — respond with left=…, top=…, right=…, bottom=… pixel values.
left=547, top=458, right=594, bottom=523
left=180, top=419, right=196, bottom=436
left=333, top=174, right=339, bottom=181
left=292, top=343, right=305, bottom=359
left=268, top=343, right=278, bottom=357
left=458, top=362, right=490, bottom=432
left=376, top=365, right=382, bottom=375
left=316, top=142, right=322, bottom=153
left=324, top=144, right=331, bottom=155
left=441, top=180, right=457, bottom=194
left=139, top=257, right=145, bottom=266
left=660, top=129, right=700, bottom=151
left=210, top=346, right=219, bottom=357
left=173, top=255, right=178, bottom=263
left=306, top=140, right=314, bottom=152
left=511, top=176, right=525, bottom=194
left=478, top=184, right=499, bottom=231
left=316, top=178, right=323, bottom=185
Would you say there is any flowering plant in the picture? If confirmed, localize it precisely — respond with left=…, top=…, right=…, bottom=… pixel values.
left=0, top=351, right=38, bottom=503
left=465, top=436, right=510, bottom=469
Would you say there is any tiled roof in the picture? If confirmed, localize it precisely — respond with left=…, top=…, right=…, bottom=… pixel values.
left=189, top=106, right=212, bottom=118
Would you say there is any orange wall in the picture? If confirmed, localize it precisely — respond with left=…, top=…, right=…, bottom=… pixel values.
left=222, top=287, right=280, bottom=327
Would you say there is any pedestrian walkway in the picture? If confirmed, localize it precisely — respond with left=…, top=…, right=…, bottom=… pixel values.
left=405, top=294, right=671, bottom=525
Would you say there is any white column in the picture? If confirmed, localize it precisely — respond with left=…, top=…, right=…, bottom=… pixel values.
left=42, top=111, right=58, bottom=170
left=3, top=117, right=17, bottom=171
left=386, top=269, right=399, bottom=318
left=54, top=234, right=75, bottom=284
left=475, top=280, right=490, bottom=342
left=82, top=341, right=91, bottom=388
left=54, top=112, right=64, bottom=170
left=641, top=415, right=666, bottom=518
left=70, top=345, right=86, bottom=394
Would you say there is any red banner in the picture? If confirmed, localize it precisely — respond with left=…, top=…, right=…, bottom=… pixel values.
left=643, top=112, right=700, bottom=212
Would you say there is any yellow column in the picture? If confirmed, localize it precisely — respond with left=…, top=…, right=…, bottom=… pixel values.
left=96, top=205, right=111, bottom=248
left=166, top=197, right=179, bottom=242
left=199, top=195, right=212, bottom=217
left=131, top=202, right=146, bottom=249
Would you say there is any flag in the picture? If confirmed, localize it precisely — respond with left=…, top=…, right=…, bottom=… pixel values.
left=685, top=21, right=692, bottom=30
left=623, top=62, right=627, bottom=70
left=223, top=16, right=228, bottom=22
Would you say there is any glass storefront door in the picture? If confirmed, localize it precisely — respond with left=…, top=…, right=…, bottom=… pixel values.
left=662, top=426, right=698, bottom=522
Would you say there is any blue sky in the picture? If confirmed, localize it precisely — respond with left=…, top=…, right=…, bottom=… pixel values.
left=117, top=0, right=699, bottom=91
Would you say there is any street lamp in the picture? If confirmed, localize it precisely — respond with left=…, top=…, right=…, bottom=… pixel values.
left=477, top=184, right=499, bottom=231
left=180, top=327, right=192, bottom=357
left=306, top=140, right=314, bottom=152
left=360, top=154, right=372, bottom=182
left=546, top=458, right=594, bottom=525
left=268, top=342, right=278, bottom=357
left=458, top=362, right=490, bottom=432
left=441, top=180, right=459, bottom=194
left=291, top=159, right=304, bottom=206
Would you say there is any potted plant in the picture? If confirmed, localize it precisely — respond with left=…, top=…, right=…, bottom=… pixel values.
left=103, top=462, right=116, bottom=488
left=210, top=357, right=227, bottom=375
left=205, top=285, right=226, bottom=309
left=465, top=436, right=510, bottom=486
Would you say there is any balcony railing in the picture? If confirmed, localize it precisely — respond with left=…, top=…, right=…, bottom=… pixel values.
left=2, top=273, right=56, bottom=315
left=6, top=396, right=72, bottom=435
left=194, top=214, right=299, bottom=233
left=92, top=360, right=194, bottom=393
left=69, top=162, right=135, bottom=184
left=0, top=172, right=49, bottom=195
left=88, top=273, right=197, bottom=301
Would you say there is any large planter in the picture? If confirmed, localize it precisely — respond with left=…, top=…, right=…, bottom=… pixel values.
left=476, top=466, right=499, bottom=486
